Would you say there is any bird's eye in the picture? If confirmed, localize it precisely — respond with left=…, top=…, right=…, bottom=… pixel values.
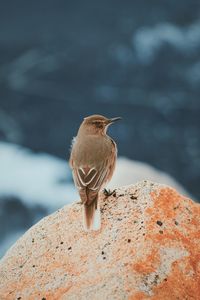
left=93, top=121, right=103, bottom=128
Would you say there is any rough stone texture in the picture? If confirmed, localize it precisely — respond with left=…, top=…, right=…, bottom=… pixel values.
left=0, top=181, right=200, bottom=300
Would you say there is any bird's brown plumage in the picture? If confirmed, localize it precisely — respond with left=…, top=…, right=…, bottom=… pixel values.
left=69, top=114, right=120, bottom=230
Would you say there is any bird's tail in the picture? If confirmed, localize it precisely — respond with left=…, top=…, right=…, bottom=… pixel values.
left=83, top=199, right=101, bottom=231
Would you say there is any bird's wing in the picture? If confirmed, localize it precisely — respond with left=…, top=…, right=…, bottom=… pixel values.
left=73, top=164, right=108, bottom=191
left=72, top=164, right=109, bottom=204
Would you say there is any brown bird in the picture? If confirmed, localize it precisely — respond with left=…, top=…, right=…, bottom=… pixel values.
left=69, top=114, right=121, bottom=231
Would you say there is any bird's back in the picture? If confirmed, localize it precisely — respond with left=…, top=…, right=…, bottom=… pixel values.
left=70, top=134, right=115, bottom=169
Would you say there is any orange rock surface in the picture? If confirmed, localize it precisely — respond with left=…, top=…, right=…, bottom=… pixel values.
left=0, top=181, right=200, bottom=300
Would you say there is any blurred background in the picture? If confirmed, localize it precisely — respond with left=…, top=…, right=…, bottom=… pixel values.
left=0, top=0, right=200, bottom=257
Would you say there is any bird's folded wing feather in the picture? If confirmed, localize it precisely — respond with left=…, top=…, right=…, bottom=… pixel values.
left=72, top=164, right=108, bottom=192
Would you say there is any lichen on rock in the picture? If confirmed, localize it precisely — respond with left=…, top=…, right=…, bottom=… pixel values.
left=0, top=181, right=200, bottom=300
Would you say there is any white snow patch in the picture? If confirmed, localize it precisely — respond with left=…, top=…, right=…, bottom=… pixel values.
left=133, top=21, right=200, bottom=63
left=0, top=142, right=78, bottom=209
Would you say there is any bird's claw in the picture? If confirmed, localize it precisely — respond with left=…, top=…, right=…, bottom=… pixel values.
left=103, top=188, right=116, bottom=197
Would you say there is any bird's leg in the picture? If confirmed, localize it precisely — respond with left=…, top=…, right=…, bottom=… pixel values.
left=103, top=188, right=116, bottom=197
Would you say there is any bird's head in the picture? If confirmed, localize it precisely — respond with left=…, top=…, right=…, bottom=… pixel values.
left=79, top=114, right=122, bottom=135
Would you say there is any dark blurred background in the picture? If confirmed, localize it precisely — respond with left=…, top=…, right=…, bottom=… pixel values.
left=0, top=0, right=200, bottom=255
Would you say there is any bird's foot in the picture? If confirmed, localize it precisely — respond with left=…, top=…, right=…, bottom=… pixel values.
left=103, top=188, right=116, bottom=197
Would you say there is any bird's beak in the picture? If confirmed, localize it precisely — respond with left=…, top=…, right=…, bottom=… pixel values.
left=107, top=117, right=122, bottom=124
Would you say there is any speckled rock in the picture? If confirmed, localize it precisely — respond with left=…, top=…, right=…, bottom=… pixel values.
left=0, top=181, right=200, bottom=300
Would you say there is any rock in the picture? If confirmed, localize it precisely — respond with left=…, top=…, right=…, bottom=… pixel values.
left=0, top=181, right=200, bottom=299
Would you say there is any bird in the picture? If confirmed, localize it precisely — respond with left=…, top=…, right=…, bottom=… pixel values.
left=69, top=114, right=121, bottom=231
